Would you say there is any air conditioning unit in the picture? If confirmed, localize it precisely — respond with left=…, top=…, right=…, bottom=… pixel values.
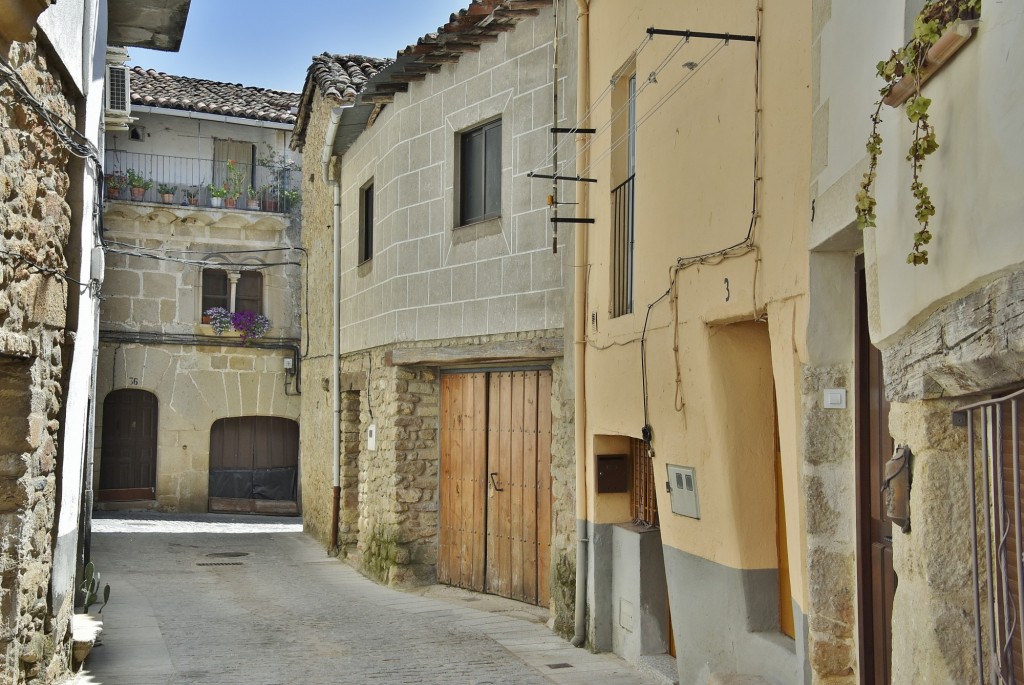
left=105, top=65, right=131, bottom=116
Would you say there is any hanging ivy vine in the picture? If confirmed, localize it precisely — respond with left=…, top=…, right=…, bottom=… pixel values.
left=855, top=0, right=980, bottom=265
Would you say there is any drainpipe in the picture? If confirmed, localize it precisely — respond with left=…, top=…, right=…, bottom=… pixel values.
left=323, top=105, right=351, bottom=554
left=571, top=0, right=590, bottom=649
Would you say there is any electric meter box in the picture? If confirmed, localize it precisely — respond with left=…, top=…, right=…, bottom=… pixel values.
left=666, top=464, right=700, bottom=519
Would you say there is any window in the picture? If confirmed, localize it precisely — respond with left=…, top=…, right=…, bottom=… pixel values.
left=202, top=269, right=263, bottom=314
left=359, top=181, right=374, bottom=264
left=629, top=437, right=658, bottom=527
left=213, top=139, right=255, bottom=192
left=610, top=72, right=636, bottom=318
left=459, top=119, right=502, bottom=225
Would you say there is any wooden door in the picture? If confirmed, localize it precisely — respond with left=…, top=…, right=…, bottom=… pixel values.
left=439, top=370, right=552, bottom=606
left=856, top=263, right=896, bottom=685
left=99, top=389, right=158, bottom=501
left=439, top=373, right=488, bottom=591
left=209, top=416, right=299, bottom=514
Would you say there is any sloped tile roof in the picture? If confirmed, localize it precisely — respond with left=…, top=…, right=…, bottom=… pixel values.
left=291, top=0, right=550, bottom=151
left=129, top=67, right=300, bottom=125
left=291, top=54, right=392, bottom=151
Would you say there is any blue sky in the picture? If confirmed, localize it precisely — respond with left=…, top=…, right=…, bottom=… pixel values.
left=129, top=1, right=469, bottom=92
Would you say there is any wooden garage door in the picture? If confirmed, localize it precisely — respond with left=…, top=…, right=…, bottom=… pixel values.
left=209, top=416, right=299, bottom=515
left=439, top=370, right=552, bottom=606
left=99, top=389, right=158, bottom=501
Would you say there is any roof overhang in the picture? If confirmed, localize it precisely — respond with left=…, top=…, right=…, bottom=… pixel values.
left=107, top=0, right=191, bottom=52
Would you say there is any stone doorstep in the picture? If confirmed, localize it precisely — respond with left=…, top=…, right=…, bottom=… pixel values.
left=71, top=614, right=104, bottom=667
left=635, top=654, right=679, bottom=685
left=707, top=675, right=770, bottom=685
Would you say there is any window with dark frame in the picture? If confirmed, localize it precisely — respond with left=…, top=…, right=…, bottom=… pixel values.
left=610, top=72, right=636, bottom=318
left=359, top=181, right=374, bottom=264
left=201, top=269, right=263, bottom=315
left=459, top=119, right=502, bottom=225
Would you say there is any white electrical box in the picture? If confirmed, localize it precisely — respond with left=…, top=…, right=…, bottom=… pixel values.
left=666, top=465, right=700, bottom=519
left=824, top=388, right=847, bottom=409
left=367, top=423, right=377, bottom=451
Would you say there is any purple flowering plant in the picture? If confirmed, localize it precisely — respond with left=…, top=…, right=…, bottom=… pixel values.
left=230, top=310, right=271, bottom=344
left=203, top=307, right=270, bottom=344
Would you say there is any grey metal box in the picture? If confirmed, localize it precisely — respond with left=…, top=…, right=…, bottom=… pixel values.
left=666, top=464, right=700, bottom=519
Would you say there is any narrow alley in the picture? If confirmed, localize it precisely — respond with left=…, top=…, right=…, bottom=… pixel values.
left=75, top=513, right=662, bottom=685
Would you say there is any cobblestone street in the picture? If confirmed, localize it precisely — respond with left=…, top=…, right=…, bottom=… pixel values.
left=76, top=513, right=659, bottom=685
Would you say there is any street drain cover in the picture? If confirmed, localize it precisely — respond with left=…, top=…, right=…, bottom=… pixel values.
left=546, top=663, right=573, bottom=669
left=197, top=562, right=244, bottom=566
left=205, top=552, right=250, bottom=558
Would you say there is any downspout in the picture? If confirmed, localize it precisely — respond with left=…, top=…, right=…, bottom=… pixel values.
left=323, top=105, right=351, bottom=554
left=571, top=0, right=590, bottom=648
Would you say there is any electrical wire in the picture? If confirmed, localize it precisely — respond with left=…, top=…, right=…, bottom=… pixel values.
left=0, top=248, right=91, bottom=289
left=0, top=55, right=100, bottom=164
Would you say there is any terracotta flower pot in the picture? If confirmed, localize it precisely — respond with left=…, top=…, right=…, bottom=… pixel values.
left=159, top=193, right=174, bottom=204
left=187, top=197, right=199, bottom=206
left=263, top=199, right=278, bottom=213
left=246, top=199, right=260, bottom=211
left=106, top=187, right=121, bottom=200
left=130, top=187, right=146, bottom=201
left=224, top=197, right=237, bottom=209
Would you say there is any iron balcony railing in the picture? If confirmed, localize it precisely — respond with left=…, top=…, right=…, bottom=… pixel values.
left=959, top=387, right=1024, bottom=684
left=103, top=150, right=300, bottom=212
left=611, top=174, right=635, bottom=318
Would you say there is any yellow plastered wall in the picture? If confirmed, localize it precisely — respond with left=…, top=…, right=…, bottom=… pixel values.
left=583, top=0, right=811, bottom=609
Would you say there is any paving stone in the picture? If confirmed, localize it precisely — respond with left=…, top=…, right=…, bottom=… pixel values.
left=76, top=512, right=660, bottom=685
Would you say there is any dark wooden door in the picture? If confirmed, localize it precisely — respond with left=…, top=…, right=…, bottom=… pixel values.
left=209, top=416, right=299, bottom=515
left=856, top=263, right=896, bottom=685
left=99, top=389, right=158, bottom=501
left=439, top=370, right=552, bottom=606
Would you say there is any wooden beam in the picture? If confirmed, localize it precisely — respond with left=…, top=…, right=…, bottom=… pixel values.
left=360, top=94, right=395, bottom=104
left=385, top=338, right=564, bottom=366
left=439, top=42, right=481, bottom=52
left=390, top=72, right=428, bottom=82
left=420, top=54, right=463, bottom=63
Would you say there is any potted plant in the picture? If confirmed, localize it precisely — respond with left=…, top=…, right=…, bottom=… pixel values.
left=125, top=168, right=152, bottom=201
left=208, top=184, right=228, bottom=209
left=246, top=185, right=261, bottom=211
left=184, top=186, right=201, bottom=206
left=157, top=183, right=177, bottom=204
left=283, top=189, right=301, bottom=212
left=224, top=159, right=245, bottom=209
left=103, top=172, right=126, bottom=199
left=230, top=310, right=271, bottom=345
left=203, top=306, right=232, bottom=332
left=258, top=144, right=298, bottom=213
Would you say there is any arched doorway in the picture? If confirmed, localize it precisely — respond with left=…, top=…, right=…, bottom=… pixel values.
left=99, top=389, right=158, bottom=501
left=208, top=416, right=299, bottom=515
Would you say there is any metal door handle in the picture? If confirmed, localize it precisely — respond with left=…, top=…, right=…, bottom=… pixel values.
left=490, top=472, right=503, bottom=491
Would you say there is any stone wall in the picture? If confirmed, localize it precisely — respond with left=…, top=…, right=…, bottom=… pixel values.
left=801, top=364, right=856, bottom=684
left=879, top=266, right=1024, bottom=683
left=96, top=204, right=302, bottom=512
left=0, top=34, right=77, bottom=683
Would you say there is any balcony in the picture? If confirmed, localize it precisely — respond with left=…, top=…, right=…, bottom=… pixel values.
left=103, top=151, right=301, bottom=213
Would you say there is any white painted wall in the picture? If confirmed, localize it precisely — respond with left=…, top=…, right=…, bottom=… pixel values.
left=37, top=0, right=90, bottom=95
left=814, top=1, right=1024, bottom=345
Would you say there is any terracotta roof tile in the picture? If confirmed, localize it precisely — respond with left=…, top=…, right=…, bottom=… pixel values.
left=128, top=67, right=301, bottom=125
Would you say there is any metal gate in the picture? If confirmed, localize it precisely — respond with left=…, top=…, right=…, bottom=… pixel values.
left=208, top=416, right=299, bottom=515
left=99, top=389, right=158, bottom=501
left=961, top=388, right=1024, bottom=684
left=438, top=370, right=552, bottom=606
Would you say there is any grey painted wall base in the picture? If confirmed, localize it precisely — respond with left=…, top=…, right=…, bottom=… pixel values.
left=662, top=545, right=805, bottom=685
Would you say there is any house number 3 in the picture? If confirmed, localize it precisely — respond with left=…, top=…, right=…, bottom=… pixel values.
left=724, top=278, right=731, bottom=302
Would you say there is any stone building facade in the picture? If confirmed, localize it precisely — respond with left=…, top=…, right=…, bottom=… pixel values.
left=0, top=1, right=189, bottom=681
left=96, top=73, right=303, bottom=514
left=294, top=0, right=578, bottom=633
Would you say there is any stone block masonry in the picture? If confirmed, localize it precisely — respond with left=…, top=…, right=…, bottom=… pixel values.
left=0, top=34, right=78, bottom=684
